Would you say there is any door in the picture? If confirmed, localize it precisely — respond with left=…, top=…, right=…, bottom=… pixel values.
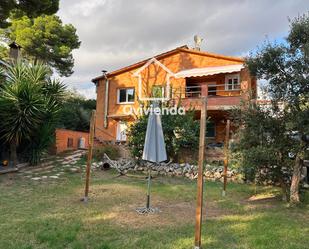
left=116, top=121, right=127, bottom=141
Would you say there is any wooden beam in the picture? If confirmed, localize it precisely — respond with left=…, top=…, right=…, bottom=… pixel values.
left=83, top=110, right=96, bottom=202
left=194, top=97, right=207, bottom=249
left=222, top=119, right=230, bottom=196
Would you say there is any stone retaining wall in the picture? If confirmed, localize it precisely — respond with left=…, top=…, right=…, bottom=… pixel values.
left=134, top=163, right=243, bottom=183
left=93, top=157, right=308, bottom=188
left=94, top=157, right=243, bottom=183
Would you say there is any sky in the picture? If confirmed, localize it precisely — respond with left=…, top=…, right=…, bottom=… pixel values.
left=58, top=0, right=309, bottom=99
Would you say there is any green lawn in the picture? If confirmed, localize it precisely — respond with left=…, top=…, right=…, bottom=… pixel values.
left=0, top=161, right=308, bottom=249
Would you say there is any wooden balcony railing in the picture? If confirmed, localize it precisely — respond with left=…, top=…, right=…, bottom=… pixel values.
left=184, top=84, right=241, bottom=98
left=170, top=84, right=245, bottom=110
left=185, top=85, right=202, bottom=98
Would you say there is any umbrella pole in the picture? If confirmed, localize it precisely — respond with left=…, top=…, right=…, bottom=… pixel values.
left=146, top=168, right=151, bottom=209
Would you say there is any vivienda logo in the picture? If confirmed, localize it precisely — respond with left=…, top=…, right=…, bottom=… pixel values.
left=123, top=104, right=186, bottom=116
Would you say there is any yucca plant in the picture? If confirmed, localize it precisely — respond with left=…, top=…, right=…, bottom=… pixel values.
left=0, top=59, right=65, bottom=165
left=26, top=122, right=56, bottom=165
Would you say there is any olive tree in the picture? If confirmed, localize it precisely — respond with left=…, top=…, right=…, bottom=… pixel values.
left=236, top=13, right=309, bottom=204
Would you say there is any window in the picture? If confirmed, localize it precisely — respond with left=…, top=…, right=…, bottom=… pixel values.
left=67, top=138, right=73, bottom=148
left=225, top=74, right=240, bottom=90
left=206, top=121, right=216, bottom=138
left=117, top=88, right=135, bottom=103
left=152, top=86, right=164, bottom=98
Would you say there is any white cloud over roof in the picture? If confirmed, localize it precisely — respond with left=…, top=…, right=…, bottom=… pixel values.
left=57, top=0, right=309, bottom=99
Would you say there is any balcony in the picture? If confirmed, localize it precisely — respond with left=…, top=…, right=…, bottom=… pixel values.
left=177, top=84, right=243, bottom=110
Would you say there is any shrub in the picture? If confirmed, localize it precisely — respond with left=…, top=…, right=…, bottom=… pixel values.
left=127, top=106, right=199, bottom=161
left=0, top=60, right=65, bottom=165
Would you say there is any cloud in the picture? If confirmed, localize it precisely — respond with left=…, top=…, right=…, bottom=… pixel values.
left=58, top=0, right=309, bottom=99
left=76, top=86, right=96, bottom=99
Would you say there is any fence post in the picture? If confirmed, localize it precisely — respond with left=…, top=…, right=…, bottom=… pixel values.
left=194, top=97, right=207, bottom=249
left=222, top=119, right=230, bottom=196
left=83, top=110, right=96, bottom=202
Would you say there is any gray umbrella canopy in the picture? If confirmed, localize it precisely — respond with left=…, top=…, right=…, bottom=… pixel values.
left=142, top=106, right=167, bottom=163
left=138, top=104, right=167, bottom=213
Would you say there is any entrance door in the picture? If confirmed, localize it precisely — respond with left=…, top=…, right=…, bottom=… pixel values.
left=116, top=122, right=127, bottom=141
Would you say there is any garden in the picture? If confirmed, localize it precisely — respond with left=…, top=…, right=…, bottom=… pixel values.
left=0, top=155, right=308, bottom=249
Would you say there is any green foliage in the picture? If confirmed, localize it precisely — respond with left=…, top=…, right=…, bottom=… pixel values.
left=57, top=90, right=96, bottom=132
left=0, top=45, right=9, bottom=60
left=0, top=1, right=79, bottom=75
left=0, top=1, right=15, bottom=28
left=0, top=60, right=48, bottom=143
left=127, top=115, right=148, bottom=159
left=0, top=0, right=59, bottom=28
left=25, top=122, right=56, bottom=165
left=127, top=105, right=199, bottom=161
left=235, top=13, right=309, bottom=202
left=161, top=109, right=200, bottom=158
left=0, top=59, right=65, bottom=164
left=92, top=146, right=120, bottom=161
left=232, top=101, right=296, bottom=185
left=4, top=15, right=80, bottom=76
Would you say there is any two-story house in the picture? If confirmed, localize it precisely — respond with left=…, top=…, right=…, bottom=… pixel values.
left=92, top=45, right=256, bottom=145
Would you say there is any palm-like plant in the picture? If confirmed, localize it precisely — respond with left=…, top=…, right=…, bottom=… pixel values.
left=0, top=60, right=65, bottom=165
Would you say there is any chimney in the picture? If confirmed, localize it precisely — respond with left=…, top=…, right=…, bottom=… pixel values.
left=9, top=42, right=22, bottom=60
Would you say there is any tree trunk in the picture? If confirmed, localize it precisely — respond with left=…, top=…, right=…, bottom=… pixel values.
left=289, top=154, right=303, bottom=204
left=9, top=140, right=18, bottom=167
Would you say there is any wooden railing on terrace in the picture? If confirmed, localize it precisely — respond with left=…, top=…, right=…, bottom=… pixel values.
left=171, top=84, right=244, bottom=110
left=183, top=84, right=241, bottom=98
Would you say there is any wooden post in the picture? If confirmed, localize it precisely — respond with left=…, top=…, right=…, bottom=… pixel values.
left=83, top=110, right=96, bottom=202
left=222, top=119, right=230, bottom=197
left=194, top=97, right=207, bottom=249
left=201, top=84, right=208, bottom=97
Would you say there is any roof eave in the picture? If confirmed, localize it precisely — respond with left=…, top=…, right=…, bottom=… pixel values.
left=91, top=45, right=189, bottom=82
left=178, top=48, right=245, bottom=63
left=91, top=46, right=245, bottom=83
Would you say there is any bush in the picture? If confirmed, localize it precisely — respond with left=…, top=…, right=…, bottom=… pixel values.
left=127, top=106, right=199, bottom=161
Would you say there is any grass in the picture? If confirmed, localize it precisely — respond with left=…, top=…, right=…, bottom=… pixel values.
left=0, top=159, right=308, bottom=249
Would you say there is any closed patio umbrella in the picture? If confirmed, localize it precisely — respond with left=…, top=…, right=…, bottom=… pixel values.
left=137, top=104, right=167, bottom=214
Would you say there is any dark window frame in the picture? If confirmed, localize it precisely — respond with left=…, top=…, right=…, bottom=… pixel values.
left=117, top=88, right=135, bottom=104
